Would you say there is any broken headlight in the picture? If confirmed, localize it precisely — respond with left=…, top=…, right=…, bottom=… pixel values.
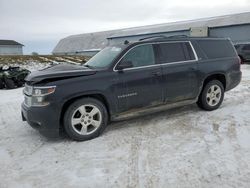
left=23, top=85, right=56, bottom=107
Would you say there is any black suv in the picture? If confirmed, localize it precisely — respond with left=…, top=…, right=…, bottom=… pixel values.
left=22, top=36, right=241, bottom=141
left=234, top=43, right=250, bottom=63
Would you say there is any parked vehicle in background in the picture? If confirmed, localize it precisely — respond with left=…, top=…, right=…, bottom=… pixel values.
left=234, top=43, right=250, bottom=63
left=0, top=66, right=30, bottom=89
left=22, top=36, right=241, bottom=141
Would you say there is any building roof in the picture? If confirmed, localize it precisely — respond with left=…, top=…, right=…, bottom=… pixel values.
left=0, top=40, right=24, bottom=46
left=109, top=12, right=250, bottom=39
left=52, top=30, right=119, bottom=54
left=53, top=12, right=250, bottom=54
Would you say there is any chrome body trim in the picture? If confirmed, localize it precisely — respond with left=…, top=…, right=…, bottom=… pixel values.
left=113, top=41, right=198, bottom=72
left=111, top=99, right=197, bottom=121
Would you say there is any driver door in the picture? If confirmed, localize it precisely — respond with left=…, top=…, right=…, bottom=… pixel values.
left=114, top=44, right=163, bottom=112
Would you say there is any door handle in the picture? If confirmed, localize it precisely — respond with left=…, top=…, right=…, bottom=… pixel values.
left=189, top=67, right=196, bottom=71
left=111, top=78, right=119, bottom=82
left=152, top=71, right=161, bottom=76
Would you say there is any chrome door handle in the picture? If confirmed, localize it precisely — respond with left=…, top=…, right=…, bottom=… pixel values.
left=152, top=71, right=161, bottom=76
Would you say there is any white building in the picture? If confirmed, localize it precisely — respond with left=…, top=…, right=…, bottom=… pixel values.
left=53, top=12, right=250, bottom=56
left=0, top=40, right=24, bottom=55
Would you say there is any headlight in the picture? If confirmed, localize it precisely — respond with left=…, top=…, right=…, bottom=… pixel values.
left=32, top=86, right=56, bottom=96
left=23, top=85, right=56, bottom=107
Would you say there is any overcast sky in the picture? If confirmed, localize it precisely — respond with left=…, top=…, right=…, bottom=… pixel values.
left=0, top=0, right=250, bottom=54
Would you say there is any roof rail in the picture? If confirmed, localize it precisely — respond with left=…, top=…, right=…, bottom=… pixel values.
left=139, top=35, right=190, bottom=41
left=166, top=35, right=189, bottom=38
left=139, top=35, right=167, bottom=41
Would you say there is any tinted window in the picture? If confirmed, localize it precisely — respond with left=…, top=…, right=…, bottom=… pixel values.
left=197, top=40, right=237, bottom=59
left=120, top=44, right=155, bottom=68
left=242, top=44, right=250, bottom=51
left=157, top=42, right=195, bottom=63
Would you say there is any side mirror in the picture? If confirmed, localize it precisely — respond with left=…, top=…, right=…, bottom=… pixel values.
left=116, top=60, right=133, bottom=71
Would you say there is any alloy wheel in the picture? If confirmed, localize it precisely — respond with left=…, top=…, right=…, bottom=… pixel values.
left=71, top=104, right=102, bottom=135
left=206, top=85, right=222, bottom=107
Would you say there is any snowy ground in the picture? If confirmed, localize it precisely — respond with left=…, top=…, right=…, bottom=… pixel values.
left=0, top=65, right=250, bottom=188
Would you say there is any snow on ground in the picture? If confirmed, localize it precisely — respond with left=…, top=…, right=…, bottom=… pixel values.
left=0, top=65, right=250, bottom=188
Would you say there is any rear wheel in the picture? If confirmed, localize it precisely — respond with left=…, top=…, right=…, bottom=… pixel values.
left=197, top=80, right=224, bottom=111
left=63, top=98, right=108, bottom=141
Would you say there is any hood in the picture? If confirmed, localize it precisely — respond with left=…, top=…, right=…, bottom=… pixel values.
left=25, top=64, right=96, bottom=84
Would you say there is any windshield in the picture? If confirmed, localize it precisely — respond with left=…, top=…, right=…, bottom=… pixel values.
left=85, top=46, right=122, bottom=68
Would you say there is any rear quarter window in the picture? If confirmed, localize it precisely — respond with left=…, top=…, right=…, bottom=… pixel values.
left=197, top=39, right=237, bottom=59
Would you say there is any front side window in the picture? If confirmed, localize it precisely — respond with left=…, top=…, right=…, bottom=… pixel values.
left=119, top=44, right=155, bottom=68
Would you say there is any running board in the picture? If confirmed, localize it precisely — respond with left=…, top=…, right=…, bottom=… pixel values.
left=111, top=99, right=197, bottom=121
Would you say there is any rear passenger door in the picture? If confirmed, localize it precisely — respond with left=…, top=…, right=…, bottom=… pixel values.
left=156, top=41, right=199, bottom=103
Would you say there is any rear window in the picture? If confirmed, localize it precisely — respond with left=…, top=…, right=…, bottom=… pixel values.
left=157, top=42, right=195, bottom=63
left=197, top=40, right=237, bottom=59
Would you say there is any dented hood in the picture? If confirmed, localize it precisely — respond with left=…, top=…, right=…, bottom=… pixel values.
left=25, top=64, right=96, bottom=83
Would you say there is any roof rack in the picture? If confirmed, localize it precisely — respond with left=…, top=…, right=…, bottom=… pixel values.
left=166, top=35, right=188, bottom=38
left=139, top=35, right=167, bottom=41
left=139, top=35, right=189, bottom=41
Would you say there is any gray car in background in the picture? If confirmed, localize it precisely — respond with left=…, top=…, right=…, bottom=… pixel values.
left=234, top=43, right=250, bottom=63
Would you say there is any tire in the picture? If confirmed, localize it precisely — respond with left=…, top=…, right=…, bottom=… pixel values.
left=4, top=78, right=16, bottom=89
left=0, top=79, right=4, bottom=89
left=63, top=98, right=108, bottom=141
left=197, top=80, right=224, bottom=111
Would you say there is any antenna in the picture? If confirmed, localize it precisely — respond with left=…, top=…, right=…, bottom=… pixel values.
left=124, top=40, right=129, bottom=45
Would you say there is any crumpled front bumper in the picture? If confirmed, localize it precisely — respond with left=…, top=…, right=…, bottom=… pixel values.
left=21, top=102, right=61, bottom=138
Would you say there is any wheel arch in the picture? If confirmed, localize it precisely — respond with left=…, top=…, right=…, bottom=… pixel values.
left=201, top=73, right=226, bottom=93
left=59, top=93, right=111, bottom=133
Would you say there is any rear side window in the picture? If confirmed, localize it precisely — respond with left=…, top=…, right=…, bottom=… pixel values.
left=157, top=42, right=195, bottom=64
left=197, top=40, right=237, bottom=59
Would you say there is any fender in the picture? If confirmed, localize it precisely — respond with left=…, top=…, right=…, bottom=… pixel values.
left=198, top=71, right=227, bottom=96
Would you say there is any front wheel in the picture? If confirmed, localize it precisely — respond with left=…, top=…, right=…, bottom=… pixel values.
left=63, top=98, right=108, bottom=141
left=197, top=80, right=224, bottom=111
